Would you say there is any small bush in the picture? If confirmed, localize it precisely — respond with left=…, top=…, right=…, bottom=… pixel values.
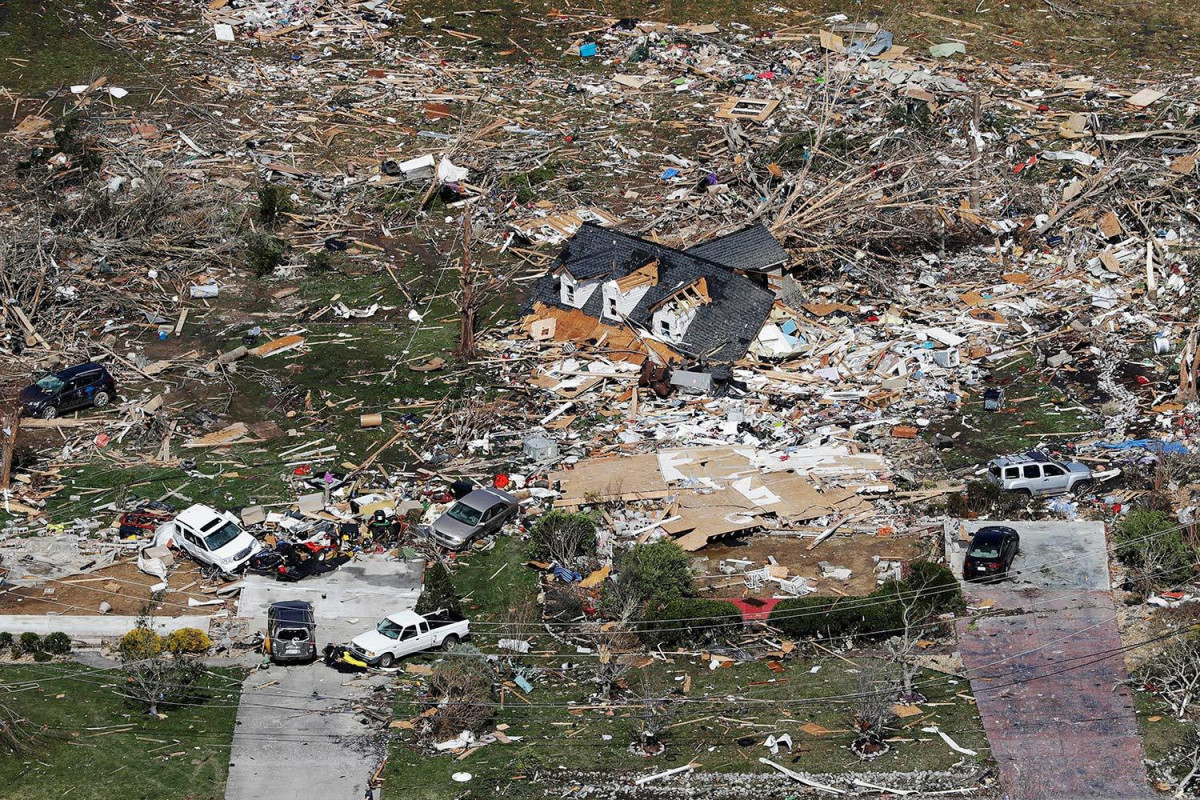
left=1116, top=510, right=1195, bottom=593
left=257, top=184, right=293, bottom=226
left=544, top=586, right=585, bottom=622
left=414, top=562, right=462, bottom=618
left=613, top=540, right=695, bottom=616
left=242, top=232, right=289, bottom=277
left=165, top=628, right=212, bottom=655
left=32, top=650, right=53, bottom=662
left=964, top=480, right=1027, bottom=517
left=19, top=632, right=40, bottom=654
left=529, top=511, right=598, bottom=563
left=639, top=598, right=742, bottom=646
left=904, top=561, right=965, bottom=615
left=119, top=627, right=164, bottom=660
left=0, top=632, right=12, bottom=649
left=42, top=632, right=72, bottom=656
left=306, top=250, right=336, bottom=273
left=424, top=646, right=494, bottom=740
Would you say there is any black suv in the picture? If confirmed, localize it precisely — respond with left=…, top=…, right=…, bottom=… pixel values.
left=20, top=363, right=117, bottom=419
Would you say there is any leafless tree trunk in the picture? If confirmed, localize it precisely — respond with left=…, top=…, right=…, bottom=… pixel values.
left=0, top=379, right=23, bottom=491
left=454, top=209, right=510, bottom=360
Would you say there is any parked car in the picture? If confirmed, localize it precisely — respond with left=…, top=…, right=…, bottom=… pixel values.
left=20, top=363, right=117, bottom=419
left=428, top=487, right=518, bottom=551
left=155, top=504, right=262, bottom=576
left=348, top=609, right=469, bottom=668
left=985, top=450, right=1093, bottom=497
left=265, top=601, right=317, bottom=664
left=963, top=526, right=1020, bottom=581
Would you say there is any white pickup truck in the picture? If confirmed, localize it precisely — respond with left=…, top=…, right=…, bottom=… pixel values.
left=347, top=609, right=469, bottom=668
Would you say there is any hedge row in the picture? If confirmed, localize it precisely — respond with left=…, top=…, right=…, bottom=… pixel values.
left=768, top=561, right=962, bottom=641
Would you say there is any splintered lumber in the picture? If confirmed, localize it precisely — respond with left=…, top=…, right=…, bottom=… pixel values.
left=249, top=334, right=305, bottom=357
left=183, top=422, right=254, bottom=448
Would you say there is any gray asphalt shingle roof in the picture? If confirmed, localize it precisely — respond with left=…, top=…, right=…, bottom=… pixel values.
left=685, top=224, right=790, bottom=273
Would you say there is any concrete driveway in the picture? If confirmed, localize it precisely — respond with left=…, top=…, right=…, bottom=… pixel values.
left=945, top=520, right=1109, bottom=595
left=225, top=553, right=423, bottom=800
left=947, top=519, right=1150, bottom=799
left=236, top=552, right=423, bottom=645
left=224, top=663, right=390, bottom=800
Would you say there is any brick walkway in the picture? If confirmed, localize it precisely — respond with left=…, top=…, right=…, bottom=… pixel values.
left=957, top=591, right=1150, bottom=800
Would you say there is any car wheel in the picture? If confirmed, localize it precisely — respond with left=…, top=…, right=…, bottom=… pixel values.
left=1072, top=480, right=1093, bottom=497
left=93, top=391, right=111, bottom=408
left=39, top=405, right=58, bottom=420
left=378, top=653, right=395, bottom=669
left=442, top=634, right=459, bottom=650
left=1015, top=488, right=1032, bottom=498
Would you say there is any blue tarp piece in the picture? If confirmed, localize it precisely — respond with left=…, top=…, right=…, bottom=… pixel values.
left=1097, top=439, right=1189, bottom=455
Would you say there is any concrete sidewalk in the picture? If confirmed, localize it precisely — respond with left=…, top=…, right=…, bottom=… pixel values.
left=0, top=613, right=205, bottom=642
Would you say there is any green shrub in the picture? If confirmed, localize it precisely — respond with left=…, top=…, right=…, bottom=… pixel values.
left=770, top=561, right=962, bottom=641
left=613, top=540, right=695, bottom=615
left=32, top=650, right=53, bottom=662
left=165, top=628, right=211, bottom=655
left=965, top=479, right=1027, bottom=517
left=242, top=232, right=289, bottom=277
left=306, top=250, right=336, bottom=273
left=1116, top=510, right=1195, bottom=592
left=904, top=561, right=965, bottom=615
left=42, top=632, right=72, bottom=655
left=0, top=632, right=12, bottom=649
left=639, top=598, right=742, bottom=645
left=257, top=184, right=293, bottom=226
left=529, top=511, right=598, bottom=563
left=414, top=561, right=462, bottom=618
left=19, top=632, right=40, bottom=654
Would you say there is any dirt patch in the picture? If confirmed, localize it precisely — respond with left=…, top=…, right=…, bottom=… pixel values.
left=695, top=533, right=933, bottom=598
left=0, top=558, right=226, bottom=617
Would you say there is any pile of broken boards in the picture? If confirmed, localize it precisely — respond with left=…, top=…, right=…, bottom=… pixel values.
left=551, top=444, right=883, bottom=553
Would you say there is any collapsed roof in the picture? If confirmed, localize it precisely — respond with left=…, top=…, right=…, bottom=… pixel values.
left=526, top=223, right=779, bottom=362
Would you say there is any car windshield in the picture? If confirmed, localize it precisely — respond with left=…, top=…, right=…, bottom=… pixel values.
left=34, top=374, right=64, bottom=392
left=277, top=628, right=309, bottom=641
left=969, top=545, right=1001, bottom=559
left=377, top=619, right=405, bottom=639
left=203, top=521, right=243, bottom=551
left=446, top=502, right=483, bottom=526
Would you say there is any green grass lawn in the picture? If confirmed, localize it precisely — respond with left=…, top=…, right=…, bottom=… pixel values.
left=382, top=654, right=989, bottom=799
left=0, top=661, right=242, bottom=800
left=449, top=534, right=541, bottom=621
left=933, top=355, right=1098, bottom=471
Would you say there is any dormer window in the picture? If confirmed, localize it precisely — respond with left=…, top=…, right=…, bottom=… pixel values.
left=606, top=295, right=619, bottom=318
left=564, top=282, right=576, bottom=304
left=658, top=318, right=671, bottom=337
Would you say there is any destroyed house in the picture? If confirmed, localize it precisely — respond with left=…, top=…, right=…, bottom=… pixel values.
left=685, top=223, right=791, bottom=292
left=527, top=223, right=777, bottom=362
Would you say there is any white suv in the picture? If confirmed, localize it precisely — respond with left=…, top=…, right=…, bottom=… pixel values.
left=156, top=504, right=262, bottom=576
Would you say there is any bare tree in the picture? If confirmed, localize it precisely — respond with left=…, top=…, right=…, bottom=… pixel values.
left=454, top=209, right=508, bottom=360
left=883, top=587, right=932, bottom=702
left=117, top=605, right=205, bottom=716
left=0, top=382, right=21, bottom=491
left=849, top=668, right=897, bottom=760
left=1137, top=635, right=1200, bottom=719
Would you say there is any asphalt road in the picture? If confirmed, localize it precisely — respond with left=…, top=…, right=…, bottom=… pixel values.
left=224, top=662, right=389, bottom=800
